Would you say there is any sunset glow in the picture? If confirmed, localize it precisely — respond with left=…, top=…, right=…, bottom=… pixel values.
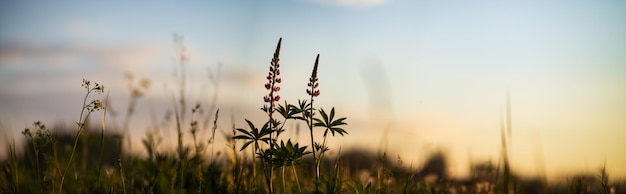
left=1, top=0, right=625, bottom=184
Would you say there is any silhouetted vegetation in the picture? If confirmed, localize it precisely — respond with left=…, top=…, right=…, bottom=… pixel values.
left=1, top=38, right=624, bottom=193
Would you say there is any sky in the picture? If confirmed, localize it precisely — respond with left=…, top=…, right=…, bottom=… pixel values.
left=1, top=0, right=625, bottom=181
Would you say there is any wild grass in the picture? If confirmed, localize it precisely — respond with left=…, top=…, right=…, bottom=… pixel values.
left=0, top=38, right=624, bottom=194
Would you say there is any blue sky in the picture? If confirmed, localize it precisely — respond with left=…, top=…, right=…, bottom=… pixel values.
left=1, top=0, right=625, bottom=180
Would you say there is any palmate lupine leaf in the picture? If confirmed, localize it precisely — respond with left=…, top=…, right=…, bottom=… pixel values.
left=233, top=119, right=272, bottom=151
left=276, top=101, right=305, bottom=121
left=272, top=140, right=311, bottom=168
left=293, top=99, right=313, bottom=119
left=256, top=148, right=273, bottom=163
left=314, top=142, right=329, bottom=153
left=314, top=107, right=348, bottom=136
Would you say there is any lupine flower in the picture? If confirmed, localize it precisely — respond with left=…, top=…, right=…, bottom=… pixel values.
left=307, top=54, right=320, bottom=97
left=264, top=38, right=282, bottom=106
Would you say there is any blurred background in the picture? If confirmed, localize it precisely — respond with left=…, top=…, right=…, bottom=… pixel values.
left=1, top=0, right=625, bottom=182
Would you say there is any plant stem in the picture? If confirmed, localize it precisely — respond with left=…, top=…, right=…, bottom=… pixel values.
left=10, top=140, right=19, bottom=193
left=267, top=131, right=274, bottom=194
left=122, top=97, right=136, bottom=153
left=59, top=87, right=92, bottom=193
left=267, top=108, right=275, bottom=194
left=118, top=158, right=127, bottom=194
left=30, top=137, right=41, bottom=186
left=282, top=166, right=286, bottom=193
left=253, top=143, right=259, bottom=187
left=98, top=93, right=108, bottom=185
left=292, top=164, right=302, bottom=193
left=171, top=93, right=186, bottom=191
left=309, top=98, right=319, bottom=192
left=97, top=125, right=105, bottom=183
left=60, top=124, right=84, bottom=193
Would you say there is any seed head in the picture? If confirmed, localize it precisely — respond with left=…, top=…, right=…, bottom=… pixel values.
left=22, top=128, right=32, bottom=138
left=82, top=79, right=92, bottom=90
left=94, top=83, right=104, bottom=94
left=87, top=99, right=104, bottom=112
left=82, top=79, right=105, bottom=94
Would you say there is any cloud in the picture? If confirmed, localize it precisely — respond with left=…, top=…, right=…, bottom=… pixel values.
left=303, top=0, right=389, bottom=7
left=0, top=40, right=167, bottom=74
left=0, top=40, right=171, bottom=112
left=0, top=40, right=171, bottom=134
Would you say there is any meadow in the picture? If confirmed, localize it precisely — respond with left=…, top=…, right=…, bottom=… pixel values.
left=1, top=38, right=624, bottom=194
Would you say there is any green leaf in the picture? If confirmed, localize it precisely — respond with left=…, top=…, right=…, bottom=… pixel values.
left=244, top=119, right=256, bottom=132
left=314, top=107, right=348, bottom=137
left=240, top=141, right=254, bottom=151
left=234, top=128, right=252, bottom=138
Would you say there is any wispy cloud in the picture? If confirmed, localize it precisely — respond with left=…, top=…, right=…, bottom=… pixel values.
left=0, top=40, right=167, bottom=74
left=302, top=0, right=389, bottom=7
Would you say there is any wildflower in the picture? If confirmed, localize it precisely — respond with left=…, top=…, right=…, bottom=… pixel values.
left=87, top=99, right=104, bottom=112
left=94, top=83, right=104, bottom=94
left=82, top=79, right=91, bottom=89
left=263, top=38, right=282, bottom=106
left=22, top=128, right=32, bottom=138
left=82, top=78, right=105, bottom=94
left=307, top=54, right=320, bottom=97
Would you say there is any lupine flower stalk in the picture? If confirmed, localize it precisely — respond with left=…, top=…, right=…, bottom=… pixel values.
left=307, top=54, right=320, bottom=98
left=307, top=54, right=321, bottom=190
left=263, top=37, right=282, bottom=194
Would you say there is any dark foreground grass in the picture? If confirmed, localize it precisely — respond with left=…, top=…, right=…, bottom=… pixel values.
left=2, top=130, right=624, bottom=193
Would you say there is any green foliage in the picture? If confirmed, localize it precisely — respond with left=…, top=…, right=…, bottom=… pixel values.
left=348, top=179, right=372, bottom=194
left=319, top=175, right=345, bottom=194
left=272, top=140, right=310, bottom=169
left=233, top=119, right=272, bottom=151
left=314, top=107, right=348, bottom=137
left=277, top=101, right=305, bottom=121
